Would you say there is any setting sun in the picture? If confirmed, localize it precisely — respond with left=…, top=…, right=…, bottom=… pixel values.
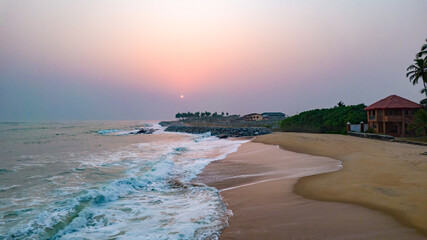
left=180, top=94, right=184, bottom=99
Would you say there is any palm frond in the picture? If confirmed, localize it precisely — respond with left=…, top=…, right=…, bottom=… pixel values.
left=415, top=58, right=425, bottom=66
left=407, top=65, right=416, bottom=71
left=407, top=70, right=416, bottom=76
left=416, top=50, right=427, bottom=58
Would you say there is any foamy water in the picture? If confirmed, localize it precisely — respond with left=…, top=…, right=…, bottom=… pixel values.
left=0, top=122, right=247, bottom=239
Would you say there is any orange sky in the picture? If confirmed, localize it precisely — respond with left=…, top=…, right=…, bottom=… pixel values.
left=1, top=0, right=427, bottom=120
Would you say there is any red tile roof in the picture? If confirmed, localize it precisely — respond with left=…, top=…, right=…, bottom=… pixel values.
left=364, top=95, right=422, bottom=110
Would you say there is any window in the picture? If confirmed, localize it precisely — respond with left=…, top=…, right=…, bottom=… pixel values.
left=405, top=110, right=409, bottom=115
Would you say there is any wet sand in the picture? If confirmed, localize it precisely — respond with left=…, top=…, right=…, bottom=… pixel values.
left=197, top=141, right=425, bottom=239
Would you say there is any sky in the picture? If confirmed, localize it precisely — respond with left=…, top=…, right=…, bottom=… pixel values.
left=1, top=0, right=426, bottom=121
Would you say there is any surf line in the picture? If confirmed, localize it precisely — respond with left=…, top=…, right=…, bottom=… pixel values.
left=219, top=165, right=343, bottom=192
left=220, top=176, right=292, bottom=192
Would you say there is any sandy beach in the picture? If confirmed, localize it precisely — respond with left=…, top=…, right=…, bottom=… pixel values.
left=255, top=133, right=427, bottom=236
left=197, top=135, right=427, bottom=239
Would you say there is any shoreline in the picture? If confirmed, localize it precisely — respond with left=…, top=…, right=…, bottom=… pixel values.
left=196, top=139, right=424, bottom=239
left=254, top=132, right=427, bottom=237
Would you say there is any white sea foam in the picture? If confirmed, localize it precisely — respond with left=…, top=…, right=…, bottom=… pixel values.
left=2, top=127, right=247, bottom=240
left=97, top=123, right=165, bottom=136
left=0, top=185, right=21, bottom=191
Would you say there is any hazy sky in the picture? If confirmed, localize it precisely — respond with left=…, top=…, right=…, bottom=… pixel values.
left=1, top=0, right=426, bottom=121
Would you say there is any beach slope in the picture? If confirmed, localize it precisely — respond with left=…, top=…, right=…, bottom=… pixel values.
left=197, top=140, right=424, bottom=239
left=255, top=132, right=427, bottom=236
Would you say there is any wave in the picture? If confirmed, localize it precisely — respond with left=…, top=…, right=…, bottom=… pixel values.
left=96, top=123, right=165, bottom=136
left=0, top=168, right=14, bottom=174
left=4, top=132, right=246, bottom=240
left=0, top=185, right=21, bottom=192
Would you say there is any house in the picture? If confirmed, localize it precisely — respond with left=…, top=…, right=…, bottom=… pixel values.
left=364, top=95, right=423, bottom=137
left=241, top=113, right=263, bottom=121
left=262, top=112, right=286, bottom=120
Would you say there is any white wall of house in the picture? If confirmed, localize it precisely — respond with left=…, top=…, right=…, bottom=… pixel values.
left=349, top=123, right=368, bottom=133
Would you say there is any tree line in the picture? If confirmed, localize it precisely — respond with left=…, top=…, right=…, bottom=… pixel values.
left=175, top=111, right=229, bottom=119
left=280, top=103, right=367, bottom=134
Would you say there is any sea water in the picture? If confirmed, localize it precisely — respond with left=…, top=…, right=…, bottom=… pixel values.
left=0, top=121, right=247, bottom=239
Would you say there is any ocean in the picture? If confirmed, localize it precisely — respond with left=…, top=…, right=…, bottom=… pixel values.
left=0, top=121, right=248, bottom=239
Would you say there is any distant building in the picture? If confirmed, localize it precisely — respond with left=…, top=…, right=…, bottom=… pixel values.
left=364, top=95, right=423, bottom=137
left=241, top=113, right=263, bottom=121
left=262, top=112, right=286, bottom=120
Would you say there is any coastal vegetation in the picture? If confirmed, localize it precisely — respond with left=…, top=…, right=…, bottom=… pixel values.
left=407, top=59, right=427, bottom=97
left=409, top=109, right=427, bottom=135
left=407, top=38, right=427, bottom=134
left=407, top=38, right=427, bottom=100
left=175, top=111, right=229, bottom=119
left=279, top=102, right=367, bottom=134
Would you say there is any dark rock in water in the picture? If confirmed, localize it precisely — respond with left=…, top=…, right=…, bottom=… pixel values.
left=191, top=182, right=206, bottom=188
left=159, top=121, right=181, bottom=127
left=168, top=179, right=188, bottom=189
left=133, top=128, right=155, bottom=135
left=168, top=179, right=206, bottom=189
left=135, top=129, right=146, bottom=134
left=145, top=129, right=155, bottom=134
left=217, top=134, right=228, bottom=139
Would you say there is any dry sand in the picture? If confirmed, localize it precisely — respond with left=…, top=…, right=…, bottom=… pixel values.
left=197, top=140, right=425, bottom=239
left=255, top=132, right=427, bottom=237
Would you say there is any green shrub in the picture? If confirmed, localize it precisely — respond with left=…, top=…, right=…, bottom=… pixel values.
left=280, top=103, right=367, bottom=134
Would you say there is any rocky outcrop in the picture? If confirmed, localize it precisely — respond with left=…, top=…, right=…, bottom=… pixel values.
left=131, top=128, right=155, bottom=134
left=159, top=121, right=181, bottom=127
left=168, top=178, right=206, bottom=189
left=165, top=125, right=271, bottom=137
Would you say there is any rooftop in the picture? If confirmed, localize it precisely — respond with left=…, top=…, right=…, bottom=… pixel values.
left=262, top=112, right=285, bottom=116
left=364, top=95, right=422, bottom=110
left=243, top=113, right=262, bottom=116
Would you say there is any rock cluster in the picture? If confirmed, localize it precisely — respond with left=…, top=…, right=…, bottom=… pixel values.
left=165, top=125, right=271, bottom=137
left=167, top=178, right=206, bottom=189
left=130, top=128, right=155, bottom=134
left=159, top=121, right=181, bottom=127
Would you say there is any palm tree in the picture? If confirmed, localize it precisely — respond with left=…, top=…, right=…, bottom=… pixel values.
left=416, top=38, right=427, bottom=59
left=409, top=109, right=427, bottom=135
left=407, top=58, right=427, bottom=96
